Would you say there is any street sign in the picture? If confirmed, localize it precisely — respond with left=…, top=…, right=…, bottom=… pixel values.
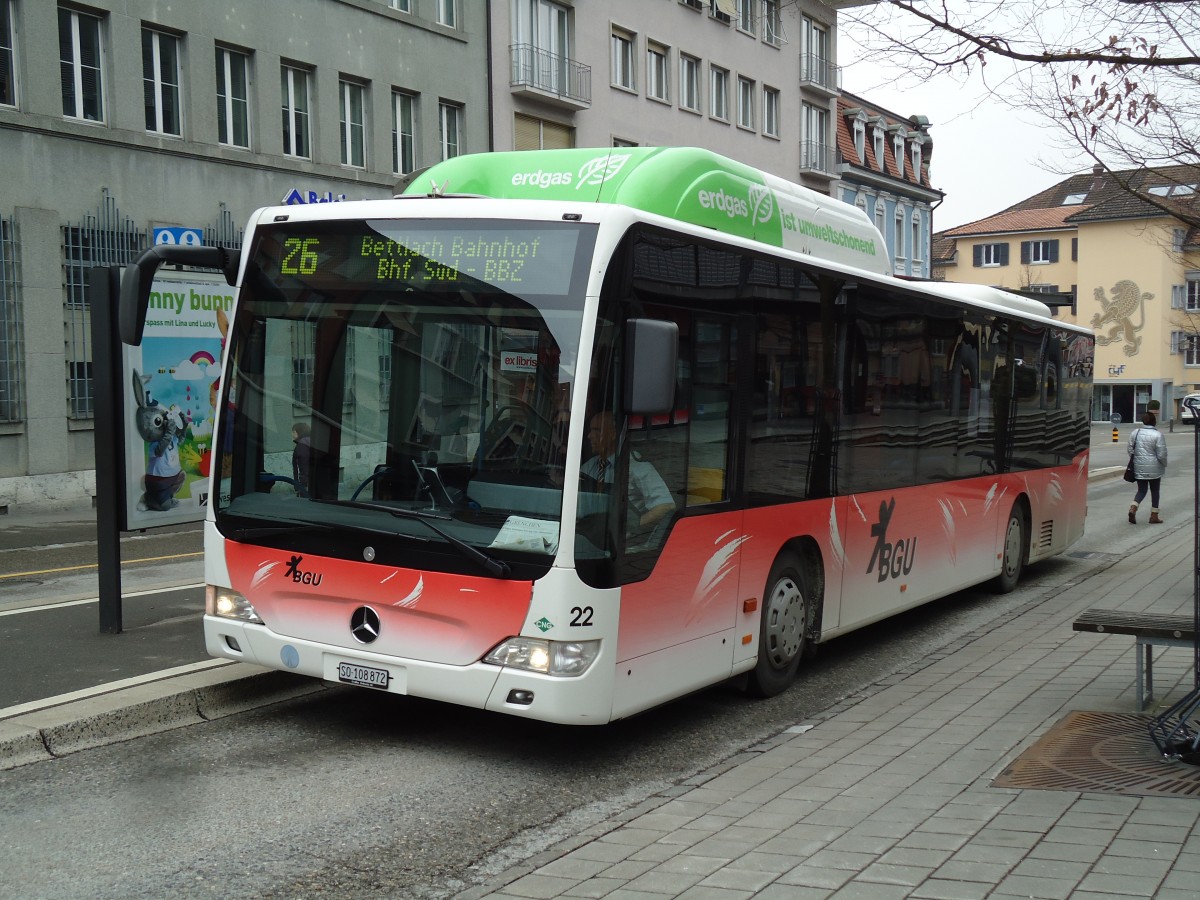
left=153, top=226, right=204, bottom=247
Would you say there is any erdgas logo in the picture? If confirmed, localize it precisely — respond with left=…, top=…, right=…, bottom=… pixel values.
left=508, top=153, right=631, bottom=191
left=698, top=188, right=749, bottom=219
left=576, top=153, right=631, bottom=189
left=697, top=184, right=776, bottom=224
left=748, top=184, right=775, bottom=225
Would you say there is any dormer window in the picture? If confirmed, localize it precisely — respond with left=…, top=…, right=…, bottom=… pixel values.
left=910, top=143, right=922, bottom=180
left=893, top=134, right=904, bottom=173
left=853, top=119, right=865, bottom=162
left=873, top=128, right=884, bottom=170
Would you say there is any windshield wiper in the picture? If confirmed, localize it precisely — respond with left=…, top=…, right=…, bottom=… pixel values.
left=226, top=515, right=339, bottom=540
left=313, top=499, right=511, bottom=578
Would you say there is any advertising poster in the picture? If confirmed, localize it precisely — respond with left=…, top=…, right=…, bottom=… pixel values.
left=121, top=271, right=232, bottom=529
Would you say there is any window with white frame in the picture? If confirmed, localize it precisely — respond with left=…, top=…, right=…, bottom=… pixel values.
left=873, top=128, right=884, bottom=169
left=390, top=0, right=411, bottom=10
left=737, top=76, right=754, bottom=129
left=142, top=29, right=182, bottom=136
left=392, top=90, right=417, bottom=174
left=339, top=79, right=366, bottom=167
left=894, top=210, right=905, bottom=262
left=1173, top=276, right=1200, bottom=312
left=874, top=201, right=885, bottom=236
left=436, top=0, right=457, bottom=28
left=1021, top=239, right=1058, bottom=264
left=910, top=142, right=922, bottom=180
left=852, top=118, right=865, bottom=162
left=737, top=0, right=754, bottom=33
left=439, top=99, right=463, bottom=159
left=761, top=0, right=782, bottom=46
left=893, top=133, right=904, bottom=172
left=611, top=28, right=635, bottom=90
left=514, top=0, right=572, bottom=96
left=800, top=16, right=830, bottom=88
left=762, top=86, right=779, bottom=137
left=59, top=6, right=104, bottom=122
left=1173, top=332, right=1200, bottom=365
left=710, top=65, right=729, bottom=120
left=708, top=0, right=731, bottom=23
left=975, top=242, right=1008, bottom=267
left=647, top=42, right=668, bottom=101
left=801, top=102, right=828, bottom=171
left=280, top=64, right=311, bottom=158
left=911, top=213, right=922, bottom=267
left=679, top=54, right=699, bottom=111
left=1, top=1, right=15, bottom=107
left=216, top=47, right=250, bottom=148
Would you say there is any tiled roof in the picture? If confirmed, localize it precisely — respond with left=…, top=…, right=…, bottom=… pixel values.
left=837, top=92, right=935, bottom=190
left=942, top=207, right=1080, bottom=237
left=995, top=164, right=1200, bottom=226
left=931, top=235, right=957, bottom=265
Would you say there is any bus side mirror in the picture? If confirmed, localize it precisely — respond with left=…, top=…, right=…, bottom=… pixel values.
left=624, top=318, right=678, bottom=415
left=119, top=245, right=240, bottom=346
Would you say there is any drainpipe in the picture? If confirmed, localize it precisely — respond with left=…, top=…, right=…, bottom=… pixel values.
left=485, top=0, right=495, bottom=151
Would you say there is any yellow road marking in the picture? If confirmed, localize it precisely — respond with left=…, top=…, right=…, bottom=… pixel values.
left=0, top=551, right=203, bottom=580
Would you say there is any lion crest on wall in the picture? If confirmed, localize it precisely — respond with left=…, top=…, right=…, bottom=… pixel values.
left=1092, top=279, right=1150, bottom=357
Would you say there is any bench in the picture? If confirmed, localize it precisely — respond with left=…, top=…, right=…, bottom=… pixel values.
left=1072, top=608, right=1196, bottom=710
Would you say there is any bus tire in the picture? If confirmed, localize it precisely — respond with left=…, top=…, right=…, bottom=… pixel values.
left=747, top=552, right=812, bottom=698
left=991, top=504, right=1027, bottom=594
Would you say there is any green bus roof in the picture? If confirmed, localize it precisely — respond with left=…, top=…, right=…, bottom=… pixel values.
left=402, top=147, right=892, bottom=277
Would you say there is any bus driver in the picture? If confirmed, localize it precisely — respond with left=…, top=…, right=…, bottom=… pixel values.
left=581, top=411, right=675, bottom=531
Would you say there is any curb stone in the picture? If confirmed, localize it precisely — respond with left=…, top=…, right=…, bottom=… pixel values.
left=0, top=666, right=325, bottom=771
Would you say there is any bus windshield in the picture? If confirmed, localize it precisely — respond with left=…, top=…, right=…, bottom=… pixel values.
left=214, top=217, right=597, bottom=577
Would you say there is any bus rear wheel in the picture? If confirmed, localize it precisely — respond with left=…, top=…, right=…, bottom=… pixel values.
left=747, top=553, right=812, bottom=697
left=991, top=505, right=1027, bottom=594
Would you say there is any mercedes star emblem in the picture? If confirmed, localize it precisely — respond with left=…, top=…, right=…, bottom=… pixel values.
left=350, top=606, right=381, bottom=644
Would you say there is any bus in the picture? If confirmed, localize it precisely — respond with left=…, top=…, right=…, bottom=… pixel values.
left=119, top=147, right=1095, bottom=724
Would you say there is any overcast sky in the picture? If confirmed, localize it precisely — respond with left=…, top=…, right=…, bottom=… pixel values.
left=838, top=39, right=1093, bottom=233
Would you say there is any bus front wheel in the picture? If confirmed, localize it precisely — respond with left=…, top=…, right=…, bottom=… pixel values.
left=747, top=553, right=812, bottom=697
left=991, top=505, right=1027, bottom=594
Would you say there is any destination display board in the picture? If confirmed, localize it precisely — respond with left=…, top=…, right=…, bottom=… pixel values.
left=256, top=221, right=584, bottom=296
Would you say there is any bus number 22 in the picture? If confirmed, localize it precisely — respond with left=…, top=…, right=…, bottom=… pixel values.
left=570, top=606, right=594, bottom=626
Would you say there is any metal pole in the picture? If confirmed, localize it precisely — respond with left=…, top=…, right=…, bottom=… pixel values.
left=89, top=266, right=125, bottom=634
left=1190, top=397, right=1200, bottom=687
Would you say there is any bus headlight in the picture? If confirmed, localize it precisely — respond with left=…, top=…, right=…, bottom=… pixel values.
left=484, top=637, right=600, bottom=677
left=206, top=585, right=263, bottom=623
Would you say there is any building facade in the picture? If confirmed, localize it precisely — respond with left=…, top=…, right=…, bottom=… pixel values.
left=835, top=91, right=940, bottom=279
left=0, top=0, right=488, bottom=510
left=933, top=164, right=1200, bottom=424
left=489, top=0, right=865, bottom=193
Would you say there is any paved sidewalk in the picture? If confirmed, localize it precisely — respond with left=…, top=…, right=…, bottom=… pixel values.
left=460, top=522, right=1200, bottom=900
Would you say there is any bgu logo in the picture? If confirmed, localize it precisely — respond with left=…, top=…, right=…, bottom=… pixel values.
left=866, top=498, right=916, bottom=582
left=284, top=554, right=324, bottom=586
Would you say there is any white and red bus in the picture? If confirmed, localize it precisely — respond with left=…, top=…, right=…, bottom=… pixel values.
left=120, top=148, right=1094, bottom=724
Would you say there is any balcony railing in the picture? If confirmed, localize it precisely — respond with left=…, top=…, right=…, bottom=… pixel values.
left=510, top=44, right=591, bottom=109
left=799, top=53, right=841, bottom=94
left=799, top=141, right=837, bottom=177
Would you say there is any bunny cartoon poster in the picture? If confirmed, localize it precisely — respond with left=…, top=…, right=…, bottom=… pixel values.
left=121, top=271, right=232, bottom=529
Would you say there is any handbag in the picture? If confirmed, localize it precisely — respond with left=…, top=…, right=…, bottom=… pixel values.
left=1123, top=429, right=1140, bottom=482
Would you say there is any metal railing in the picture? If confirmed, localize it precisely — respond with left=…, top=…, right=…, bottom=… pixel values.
left=799, top=141, right=837, bottom=177
left=799, top=53, right=840, bottom=93
left=510, top=44, right=591, bottom=105
left=0, top=215, right=22, bottom=423
left=63, top=191, right=146, bottom=419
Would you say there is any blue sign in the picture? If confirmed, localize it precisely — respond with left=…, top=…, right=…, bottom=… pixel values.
left=283, top=188, right=348, bottom=205
left=153, top=226, right=204, bottom=247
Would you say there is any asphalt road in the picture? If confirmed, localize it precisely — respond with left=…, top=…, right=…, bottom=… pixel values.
left=0, top=424, right=1194, bottom=899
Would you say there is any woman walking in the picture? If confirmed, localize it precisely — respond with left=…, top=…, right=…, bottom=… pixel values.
left=1128, top=411, right=1167, bottom=524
